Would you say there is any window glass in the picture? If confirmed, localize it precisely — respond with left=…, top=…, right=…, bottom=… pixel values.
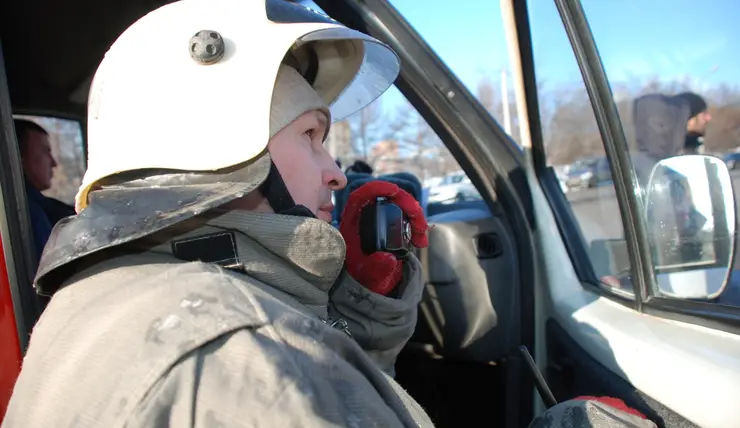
left=324, top=0, right=522, bottom=207
left=528, top=1, right=633, bottom=294
left=531, top=0, right=740, bottom=304
left=387, top=0, right=522, bottom=146
left=14, top=115, right=85, bottom=206
left=302, top=0, right=494, bottom=206
left=325, top=86, right=483, bottom=206
left=577, top=0, right=740, bottom=305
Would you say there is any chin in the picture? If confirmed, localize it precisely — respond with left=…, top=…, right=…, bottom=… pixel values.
left=317, top=210, right=333, bottom=222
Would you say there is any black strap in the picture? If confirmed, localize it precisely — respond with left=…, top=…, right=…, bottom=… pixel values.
left=258, top=161, right=316, bottom=219
left=259, top=161, right=297, bottom=214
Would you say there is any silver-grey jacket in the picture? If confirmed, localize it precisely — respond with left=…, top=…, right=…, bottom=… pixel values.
left=3, top=210, right=433, bottom=427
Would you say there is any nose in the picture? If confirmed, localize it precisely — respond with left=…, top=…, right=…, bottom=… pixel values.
left=324, top=157, right=347, bottom=191
left=51, top=155, right=58, bottom=168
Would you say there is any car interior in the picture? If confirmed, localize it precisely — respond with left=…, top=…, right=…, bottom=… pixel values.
left=15, top=0, right=738, bottom=426
left=1, top=1, right=532, bottom=427
left=332, top=171, right=519, bottom=426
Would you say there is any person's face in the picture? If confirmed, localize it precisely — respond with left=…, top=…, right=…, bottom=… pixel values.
left=688, top=110, right=712, bottom=136
left=21, top=130, right=57, bottom=191
left=268, top=109, right=347, bottom=222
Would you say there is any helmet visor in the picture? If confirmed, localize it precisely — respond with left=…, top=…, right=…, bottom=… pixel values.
left=266, top=0, right=399, bottom=122
left=297, top=28, right=400, bottom=122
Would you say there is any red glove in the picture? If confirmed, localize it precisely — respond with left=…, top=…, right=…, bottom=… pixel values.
left=339, top=181, right=428, bottom=296
left=574, top=396, right=648, bottom=419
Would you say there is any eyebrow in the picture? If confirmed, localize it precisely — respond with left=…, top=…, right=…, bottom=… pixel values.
left=314, top=111, right=328, bottom=130
left=308, top=111, right=328, bottom=138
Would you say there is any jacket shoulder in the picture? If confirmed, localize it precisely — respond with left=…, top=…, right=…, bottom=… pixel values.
left=124, top=314, right=415, bottom=428
left=10, top=257, right=277, bottom=427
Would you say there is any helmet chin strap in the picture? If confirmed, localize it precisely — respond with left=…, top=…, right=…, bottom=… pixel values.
left=258, top=161, right=316, bottom=218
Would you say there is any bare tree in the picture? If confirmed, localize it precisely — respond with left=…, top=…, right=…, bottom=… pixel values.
left=378, top=102, right=458, bottom=181
left=475, top=74, right=524, bottom=146
left=346, top=98, right=396, bottom=168
left=705, top=105, right=740, bottom=153
left=539, top=75, right=740, bottom=165
left=539, top=84, right=604, bottom=165
left=477, top=77, right=497, bottom=115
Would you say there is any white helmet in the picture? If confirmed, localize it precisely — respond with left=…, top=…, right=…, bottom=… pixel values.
left=35, top=0, right=399, bottom=295
left=77, top=0, right=398, bottom=210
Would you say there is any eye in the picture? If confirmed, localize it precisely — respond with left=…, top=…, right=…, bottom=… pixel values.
left=304, top=127, right=323, bottom=144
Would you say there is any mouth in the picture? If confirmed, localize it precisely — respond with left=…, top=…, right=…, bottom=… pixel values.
left=317, top=203, right=335, bottom=222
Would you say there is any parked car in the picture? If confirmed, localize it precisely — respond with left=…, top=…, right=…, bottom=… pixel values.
left=427, top=171, right=481, bottom=204
left=565, top=157, right=611, bottom=189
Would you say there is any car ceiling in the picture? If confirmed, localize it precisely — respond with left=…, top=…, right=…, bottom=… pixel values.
left=1, top=0, right=176, bottom=119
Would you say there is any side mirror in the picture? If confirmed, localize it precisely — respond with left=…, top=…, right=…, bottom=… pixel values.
left=644, top=155, right=737, bottom=300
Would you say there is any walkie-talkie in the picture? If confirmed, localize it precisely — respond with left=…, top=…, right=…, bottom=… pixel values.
left=359, top=197, right=412, bottom=258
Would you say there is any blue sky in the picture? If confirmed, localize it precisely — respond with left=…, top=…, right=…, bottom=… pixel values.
left=315, top=0, right=740, bottom=112
left=395, top=0, right=738, bottom=89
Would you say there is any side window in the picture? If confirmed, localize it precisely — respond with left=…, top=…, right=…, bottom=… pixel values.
left=13, top=115, right=85, bottom=206
left=528, top=2, right=633, bottom=294
left=325, top=86, right=483, bottom=205
left=321, top=0, right=520, bottom=207
left=575, top=1, right=740, bottom=307
left=383, top=0, right=522, bottom=147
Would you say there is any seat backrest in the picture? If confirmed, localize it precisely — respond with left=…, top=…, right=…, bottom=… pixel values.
left=378, top=172, right=423, bottom=202
left=409, top=205, right=521, bottom=363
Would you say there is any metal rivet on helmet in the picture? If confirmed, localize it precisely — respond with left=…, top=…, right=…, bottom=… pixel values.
left=189, top=30, right=225, bottom=65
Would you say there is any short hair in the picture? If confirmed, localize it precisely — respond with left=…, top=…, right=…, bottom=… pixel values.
left=674, top=92, right=708, bottom=118
left=13, top=118, right=48, bottom=154
left=346, top=160, right=373, bottom=175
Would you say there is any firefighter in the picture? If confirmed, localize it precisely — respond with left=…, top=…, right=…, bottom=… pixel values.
left=2, top=1, right=655, bottom=427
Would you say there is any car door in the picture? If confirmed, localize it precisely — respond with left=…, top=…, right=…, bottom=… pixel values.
left=0, top=43, right=37, bottom=421
left=0, top=35, right=88, bottom=420
left=507, top=0, right=740, bottom=427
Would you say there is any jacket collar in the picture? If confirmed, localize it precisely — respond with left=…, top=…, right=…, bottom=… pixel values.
left=142, top=209, right=347, bottom=316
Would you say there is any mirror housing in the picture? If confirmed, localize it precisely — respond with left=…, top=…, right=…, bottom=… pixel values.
left=644, top=155, right=737, bottom=300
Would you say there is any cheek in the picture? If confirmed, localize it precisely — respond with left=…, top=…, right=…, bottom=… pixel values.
left=271, top=142, right=324, bottom=209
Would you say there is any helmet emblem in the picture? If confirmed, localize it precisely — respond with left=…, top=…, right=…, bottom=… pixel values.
left=189, top=30, right=226, bottom=65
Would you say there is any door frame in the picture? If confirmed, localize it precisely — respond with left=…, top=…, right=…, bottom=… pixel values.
left=514, top=0, right=740, bottom=334
left=0, top=39, right=42, bottom=421
left=0, top=40, right=42, bottom=355
left=505, top=0, right=740, bottom=426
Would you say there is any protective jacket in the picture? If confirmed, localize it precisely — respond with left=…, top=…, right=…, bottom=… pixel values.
left=3, top=210, right=433, bottom=427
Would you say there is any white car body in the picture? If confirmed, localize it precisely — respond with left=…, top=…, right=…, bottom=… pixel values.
left=427, top=171, right=481, bottom=204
